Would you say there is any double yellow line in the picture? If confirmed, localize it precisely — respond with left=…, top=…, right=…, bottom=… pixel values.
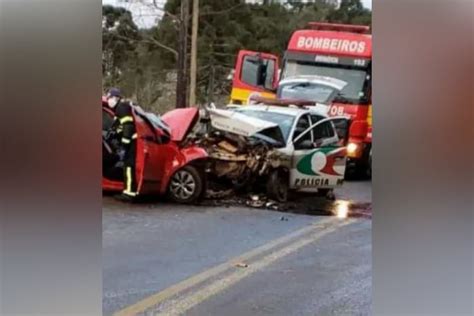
left=114, top=217, right=354, bottom=316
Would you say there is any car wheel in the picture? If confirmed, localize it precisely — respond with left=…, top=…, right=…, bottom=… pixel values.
left=266, top=170, right=288, bottom=203
left=168, top=166, right=204, bottom=204
left=317, top=188, right=331, bottom=197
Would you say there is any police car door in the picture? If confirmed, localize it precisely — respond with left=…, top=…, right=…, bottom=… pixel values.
left=290, top=116, right=349, bottom=192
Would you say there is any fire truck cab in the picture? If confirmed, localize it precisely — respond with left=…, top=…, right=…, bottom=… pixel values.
left=230, top=22, right=372, bottom=177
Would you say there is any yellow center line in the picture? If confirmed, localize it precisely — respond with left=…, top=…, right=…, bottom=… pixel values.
left=113, top=217, right=351, bottom=316
left=156, top=219, right=355, bottom=315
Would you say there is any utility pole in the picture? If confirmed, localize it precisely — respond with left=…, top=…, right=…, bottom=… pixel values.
left=189, top=0, right=199, bottom=106
left=176, top=0, right=189, bottom=108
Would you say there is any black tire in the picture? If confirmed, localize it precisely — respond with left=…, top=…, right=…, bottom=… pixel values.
left=345, top=161, right=370, bottom=180
left=366, top=149, right=372, bottom=179
left=266, top=170, right=289, bottom=203
left=316, top=188, right=331, bottom=197
left=167, top=165, right=204, bottom=204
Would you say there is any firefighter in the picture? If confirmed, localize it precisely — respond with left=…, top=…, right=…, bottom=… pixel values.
left=106, top=88, right=138, bottom=199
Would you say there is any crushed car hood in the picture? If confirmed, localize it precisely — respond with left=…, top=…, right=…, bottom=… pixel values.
left=207, top=108, right=279, bottom=138
left=161, top=107, right=200, bottom=142
left=134, top=106, right=171, bottom=138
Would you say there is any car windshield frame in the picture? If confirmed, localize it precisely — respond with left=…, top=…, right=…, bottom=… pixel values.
left=282, top=60, right=370, bottom=103
left=234, top=109, right=296, bottom=144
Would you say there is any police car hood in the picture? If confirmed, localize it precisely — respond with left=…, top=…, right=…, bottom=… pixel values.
left=207, top=108, right=279, bottom=138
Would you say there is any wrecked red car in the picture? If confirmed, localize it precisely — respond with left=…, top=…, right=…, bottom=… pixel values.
left=102, top=102, right=208, bottom=203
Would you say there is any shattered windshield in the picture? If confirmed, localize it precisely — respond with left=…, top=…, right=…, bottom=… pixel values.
left=277, top=81, right=339, bottom=104
left=234, top=109, right=295, bottom=143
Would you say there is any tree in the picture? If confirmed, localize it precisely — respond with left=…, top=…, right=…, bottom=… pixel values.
left=328, top=0, right=372, bottom=25
left=102, top=5, right=140, bottom=90
left=102, top=0, right=371, bottom=112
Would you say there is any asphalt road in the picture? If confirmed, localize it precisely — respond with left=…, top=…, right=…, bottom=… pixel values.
left=103, top=180, right=372, bottom=315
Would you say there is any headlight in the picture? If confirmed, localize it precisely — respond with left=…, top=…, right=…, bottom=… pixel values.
left=347, top=142, right=358, bottom=154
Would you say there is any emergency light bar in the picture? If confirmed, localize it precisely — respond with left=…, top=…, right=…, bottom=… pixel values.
left=307, top=22, right=370, bottom=34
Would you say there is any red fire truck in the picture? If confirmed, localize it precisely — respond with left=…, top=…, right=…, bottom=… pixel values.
left=230, top=22, right=372, bottom=177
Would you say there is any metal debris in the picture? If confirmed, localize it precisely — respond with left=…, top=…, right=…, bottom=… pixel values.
left=205, top=189, right=234, bottom=199
left=185, top=110, right=284, bottom=194
left=235, top=262, right=249, bottom=268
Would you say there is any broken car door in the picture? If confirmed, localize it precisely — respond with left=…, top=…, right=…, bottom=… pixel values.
left=133, top=111, right=169, bottom=195
left=290, top=117, right=348, bottom=191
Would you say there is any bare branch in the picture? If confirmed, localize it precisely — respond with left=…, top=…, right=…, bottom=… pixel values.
left=210, top=51, right=238, bottom=57
left=114, top=33, right=178, bottom=57
left=143, top=37, right=179, bottom=57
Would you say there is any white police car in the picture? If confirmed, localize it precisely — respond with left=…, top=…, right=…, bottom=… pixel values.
left=208, top=103, right=349, bottom=201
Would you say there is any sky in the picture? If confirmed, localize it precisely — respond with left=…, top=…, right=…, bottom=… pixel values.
left=361, top=0, right=372, bottom=9
left=103, top=0, right=372, bottom=29
left=102, top=0, right=165, bottom=28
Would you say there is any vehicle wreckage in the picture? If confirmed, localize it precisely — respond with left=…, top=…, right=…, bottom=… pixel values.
left=183, top=107, right=290, bottom=199
left=179, top=101, right=350, bottom=202
left=102, top=96, right=350, bottom=203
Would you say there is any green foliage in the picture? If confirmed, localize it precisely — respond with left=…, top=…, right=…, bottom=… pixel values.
left=102, top=0, right=371, bottom=113
left=102, top=5, right=141, bottom=90
left=328, top=0, right=372, bottom=25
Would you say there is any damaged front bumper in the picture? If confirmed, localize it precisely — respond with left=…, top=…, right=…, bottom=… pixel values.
left=186, top=107, right=288, bottom=191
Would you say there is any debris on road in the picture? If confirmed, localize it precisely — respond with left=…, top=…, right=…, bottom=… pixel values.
left=235, top=262, right=249, bottom=268
left=200, top=188, right=372, bottom=219
left=266, top=200, right=279, bottom=210
left=205, top=189, right=234, bottom=199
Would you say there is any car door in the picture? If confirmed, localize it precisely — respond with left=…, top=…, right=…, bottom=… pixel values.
left=230, top=50, right=280, bottom=105
left=133, top=111, right=171, bottom=195
left=290, top=117, right=349, bottom=192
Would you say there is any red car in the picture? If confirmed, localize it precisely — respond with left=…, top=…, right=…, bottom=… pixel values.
left=102, top=102, right=208, bottom=203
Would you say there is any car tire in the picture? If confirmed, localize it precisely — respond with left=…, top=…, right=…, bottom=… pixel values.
left=317, top=188, right=331, bottom=197
left=266, top=170, right=289, bottom=203
left=345, top=161, right=370, bottom=181
left=168, top=165, right=204, bottom=204
left=366, top=149, right=372, bottom=179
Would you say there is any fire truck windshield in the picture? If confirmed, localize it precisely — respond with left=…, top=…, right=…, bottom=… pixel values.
left=283, top=60, right=369, bottom=103
left=278, top=81, right=340, bottom=104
